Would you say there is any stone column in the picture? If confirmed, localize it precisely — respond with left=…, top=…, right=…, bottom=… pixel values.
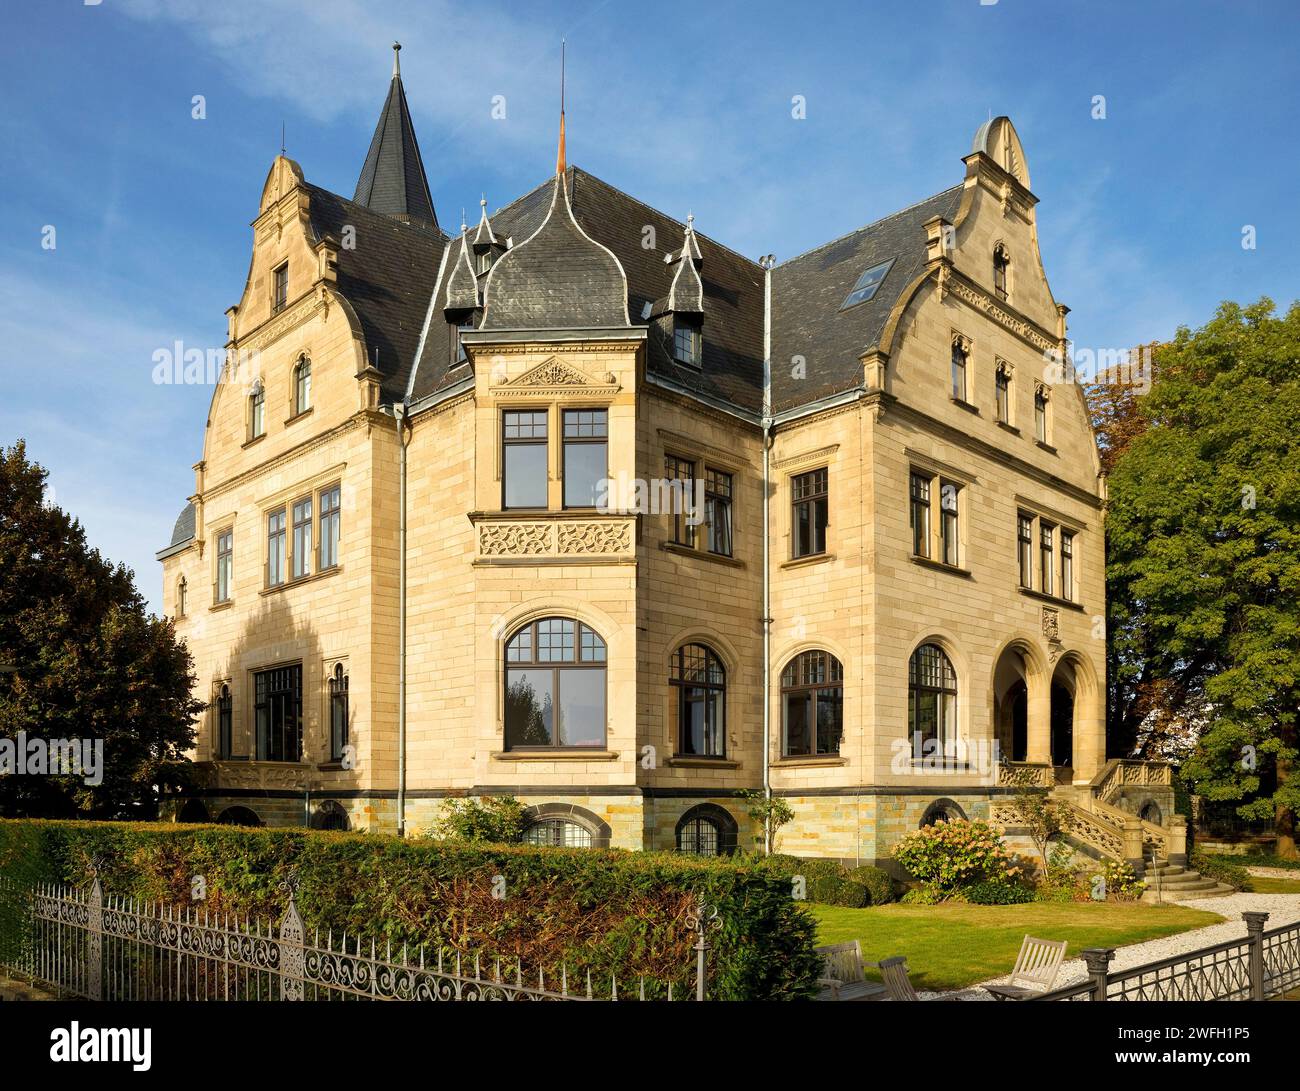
left=1026, top=677, right=1051, bottom=766
left=1071, top=712, right=1106, bottom=783
left=1122, top=817, right=1146, bottom=878
left=1168, top=815, right=1188, bottom=866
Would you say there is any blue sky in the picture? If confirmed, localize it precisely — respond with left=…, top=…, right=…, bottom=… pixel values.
left=2, top=0, right=1297, bottom=611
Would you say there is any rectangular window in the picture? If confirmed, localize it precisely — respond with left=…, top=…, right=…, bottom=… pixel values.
left=665, top=454, right=696, bottom=547
left=792, top=468, right=828, bottom=558
left=250, top=388, right=265, bottom=439
left=267, top=508, right=286, bottom=587
left=272, top=263, right=288, bottom=314
left=704, top=467, right=733, bottom=556
left=1017, top=513, right=1034, bottom=588
left=673, top=321, right=702, bottom=367
left=319, top=486, right=341, bottom=570
left=254, top=664, right=301, bottom=762
left=562, top=409, right=608, bottom=508
left=995, top=364, right=1010, bottom=424
left=294, top=360, right=311, bottom=415
left=940, top=481, right=959, bottom=567
left=909, top=472, right=931, bottom=558
left=329, top=666, right=349, bottom=762
left=216, top=686, right=233, bottom=760
left=502, top=410, right=549, bottom=509
left=215, top=529, right=233, bottom=603
left=1061, top=531, right=1074, bottom=601
left=291, top=497, right=312, bottom=580
left=1035, top=387, right=1048, bottom=443
left=1040, top=523, right=1055, bottom=597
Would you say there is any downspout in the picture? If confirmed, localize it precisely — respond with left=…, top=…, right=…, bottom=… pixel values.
left=761, top=254, right=775, bottom=854
left=394, top=401, right=408, bottom=837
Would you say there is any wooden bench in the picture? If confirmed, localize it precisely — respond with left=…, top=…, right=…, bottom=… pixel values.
left=814, top=941, right=888, bottom=1001
left=870, top=955, right=920, bottom=1001
left=984, top=935, right=1069, bottom=1001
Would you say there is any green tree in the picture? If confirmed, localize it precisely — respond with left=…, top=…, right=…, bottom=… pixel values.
left=0, top=442, right=202, bottom=817
left=1004, top=767, right=1074, bottom=869
left=1103, top=301, right=1300, bottom=858
left=740, top=789, right=794, bottom=853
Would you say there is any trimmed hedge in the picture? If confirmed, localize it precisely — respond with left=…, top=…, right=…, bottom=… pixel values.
left=846, top=866, right=895, bottom=906
left=0, top=819, right=822, bottom=1000
left=1191, top=850, right=1253, bottom=892
left=765, top=856, right=896, bottom=908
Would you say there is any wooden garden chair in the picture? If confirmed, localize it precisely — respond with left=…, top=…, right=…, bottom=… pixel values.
left=814, top=941, right=888, bottom=1001
left=867, top=955, right=920, bottom=1001
left=984, top=935, right=1069, bottom=1001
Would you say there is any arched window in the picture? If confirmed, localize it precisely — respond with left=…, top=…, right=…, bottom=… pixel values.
left=522, top=819, right=594, bottom=848
left=505, top=618, right=606, bottom=749
left=670, top=643, right=725, bottom=757
left=781, top=650, right=843, bottom=756
left=921, top=799, right=967, bottom=827
left=995, top=360, right=1012, bottom=424
left=215, top=683, right=233, bottom=759
left=249, top=380, right=265, bottom=439
left=176, top=576, right=187, bottom=618
left=909, top=644, right=957, bottom=755
left=312, top=800, right=350, bottom=831
left=676, top=804, right=739, bottom=856
left=950, top=335, right=969, bottom=401
left=993, top=244, right=1010, bottom=301
left=216, top=806, right=262, bottom=827
left=1034, top=383, right=1050, bottom=443
left=329, top=663, right=349, bottom=762
left=293, top=356, right=311, bottom=415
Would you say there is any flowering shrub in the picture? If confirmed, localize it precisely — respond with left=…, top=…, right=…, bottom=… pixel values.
left=892, top=819, right=1021, bottom=896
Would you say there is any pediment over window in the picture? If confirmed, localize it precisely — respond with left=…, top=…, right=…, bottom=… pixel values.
left=494, top=355, right=620, bottom=394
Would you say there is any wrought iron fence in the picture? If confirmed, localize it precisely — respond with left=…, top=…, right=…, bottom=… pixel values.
left=1033, top=912, right=1300, bottom=1001
left=0, top=877, right=709, bottom=1001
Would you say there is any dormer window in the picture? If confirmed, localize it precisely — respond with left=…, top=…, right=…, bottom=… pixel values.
left=475, top=250, right=493, bottom=274
left=451, top=316, right=476, bottom=365
left=272, top=262, right=288, bottom=314
left=293, top=356, right=311, bottom=415
left=673, top=319, right=702, bottom=367
left=840, top=257, right=895, bottom=311
left=993, top=244, right=1009, bottom=301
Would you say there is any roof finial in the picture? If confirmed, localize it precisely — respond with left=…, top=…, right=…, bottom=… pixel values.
left=280, top=121, right=285, bottom=157
left=555, top=38, right=567, bottom=176
left=461, top=207, right=467, bottom=233
left=393, top=41, right=402, bottom=78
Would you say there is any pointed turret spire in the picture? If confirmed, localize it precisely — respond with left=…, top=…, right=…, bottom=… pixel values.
left=555, top=39, right=567, bottom=176
left=353, top=43, right=439, bottom=229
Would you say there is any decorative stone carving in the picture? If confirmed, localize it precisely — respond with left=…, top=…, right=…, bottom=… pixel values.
left=557, top=521, right=631, bottom=554
left=945, top=275, right=1057, bottom=355
left=478, top=523, right=552, bottom=556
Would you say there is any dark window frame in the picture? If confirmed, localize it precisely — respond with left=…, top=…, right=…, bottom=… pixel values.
left=504, top=617, right=607, bottom=751
left=993, top=244, right=1009, bottom=301
left=1017, top=512, right=1034, bottom=588
left=1060, top=530, right=1074, bottom=601
left=319, top=484, right=341, bottom=570
left=909, top=471, right=931, bottom=558
left=939, top=480, right=960, bottom=567
left=995, top=361, right=1011, bottom=423
left=561, top=408, right=608, bottom=510
left=951, top=336, right=969, bottom=401
left=791, top=467, right=828, bottom=559
left=670, top=643, right=726, bottom=758
left=216, top=683, right=233, bottom=760
left=266, top=507, right=287, bottom=588
left=664, top=454, right=696, bottom=548
left=254, top=663, right=302, bottom=763
left=780, top=650, right=844, bottom=757
left=249, top=383, right=265, bottom=439
left=328, top=662, right=349, bottom=762
left=291, top=495, right=312, bottom=581
left=1034, top=385, right=1049, bottom=443
left=673, top=319, right=703, bottom=367
left=908, top=643, right=958, bottom=755
left=215, top=527, right=233, bottom=603
left=272, top=263, right=288, bottom=314
left=293, top=356, right=311, bottom=415
left=501, top=409, right=549, bottom=510
left=1040, top=522, right=1055, bottom=597
left=704, top=466, right=733, bottom=556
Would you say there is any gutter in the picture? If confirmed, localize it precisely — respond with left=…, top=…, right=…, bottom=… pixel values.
left=760, top=253, right=776, bottom=854
left=394, top=400, right=409, bottom=836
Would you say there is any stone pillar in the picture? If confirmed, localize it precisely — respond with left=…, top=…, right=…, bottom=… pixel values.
left=1026, top=679, right=1051, bottom=766
left=1122, top=817, right=1146, bottom=878
left=1071, top=713, right=1106, bottom=783
left=1168, top=815, right=1188, bottom=866
left=1081, top=947, right=1114, bottom=1001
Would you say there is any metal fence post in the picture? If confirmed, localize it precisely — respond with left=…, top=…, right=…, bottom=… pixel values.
left=86, top=876, right=103, bottom=1001
left=1243, top=911, right=1269, bottom=1000
left=686, top=896, right=720, bottom=1001
left=1081, top=947, right=1114, bottom=1001
left=278, top=894, right=305, bottom=1001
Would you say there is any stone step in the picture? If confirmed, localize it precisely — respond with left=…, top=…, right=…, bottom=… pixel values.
left=1142, top=881, right=1235, bottom=903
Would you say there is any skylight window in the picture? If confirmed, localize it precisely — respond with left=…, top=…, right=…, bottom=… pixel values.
left=840, top=257, right=896, bottom=310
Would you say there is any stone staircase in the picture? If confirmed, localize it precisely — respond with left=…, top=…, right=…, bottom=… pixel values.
left=1140, top=860, right=1235, bottom=903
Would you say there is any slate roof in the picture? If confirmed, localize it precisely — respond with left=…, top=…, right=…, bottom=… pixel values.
left=770, top=186, right=963, bottom=411
left=352, top=73, right=439, bottom=229
left=306, top=183, right=448, bottom=402
left=156, top=501, right=195, bottom=560
left=480, top=174, right=631, bottom=332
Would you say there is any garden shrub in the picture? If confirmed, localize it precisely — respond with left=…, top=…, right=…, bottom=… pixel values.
left=1191, top=850, right=1253, bottom=892
left=846, top=865, right=895, bottom=906
left=0, top=819, right=822, bottom=1000
left=892, top=819, right=1022, bottom=897
left=899, top=885, right=942, bottom=905
left=762, top=855, right=868, bottom=907
left=963, top=879, right=1034, bottom=905
left=431, top=795, right=527, bottom=843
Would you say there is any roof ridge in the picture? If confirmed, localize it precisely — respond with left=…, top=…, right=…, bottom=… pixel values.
left=305, top=182, right=449, bottom=242
left=775, top=184, right=964, bottom=269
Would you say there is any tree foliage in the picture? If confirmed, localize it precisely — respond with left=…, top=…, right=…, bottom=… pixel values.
left=0, top=442, right=202, bottom=818
left=1100, top=301, right=1300, bottom=857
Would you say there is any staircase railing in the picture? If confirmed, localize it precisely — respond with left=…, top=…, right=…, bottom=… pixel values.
left=1091, top=759, right=1172, bottom=806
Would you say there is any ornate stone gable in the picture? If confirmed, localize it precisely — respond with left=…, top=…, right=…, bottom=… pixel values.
left=493, top=355, right=620, bottom=395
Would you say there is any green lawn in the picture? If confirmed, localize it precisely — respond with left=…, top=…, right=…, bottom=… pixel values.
left=1248, top=875, right=1300, bottom=894
left=810, top=901, right=1224, bottom=991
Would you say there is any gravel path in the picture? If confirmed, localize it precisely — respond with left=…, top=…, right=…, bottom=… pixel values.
left=923, top=893, right=1300, bottom=1001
